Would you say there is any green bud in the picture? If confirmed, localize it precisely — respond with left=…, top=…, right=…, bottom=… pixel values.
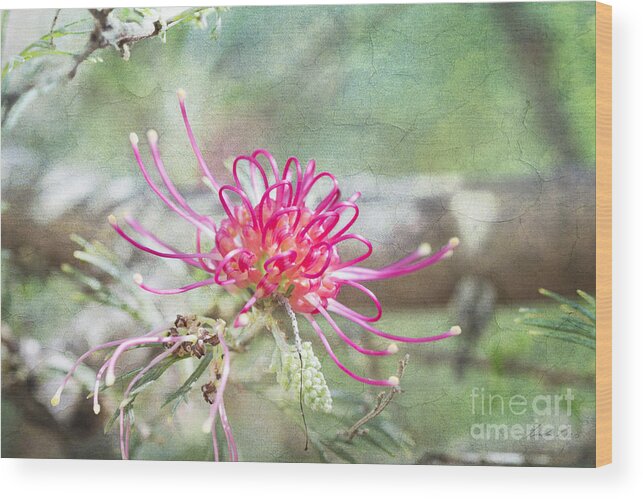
left=269, top=341, right=332, bottom=413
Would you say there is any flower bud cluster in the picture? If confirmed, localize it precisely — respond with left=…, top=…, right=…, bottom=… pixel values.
left=271, top=342, right=332, bottom=413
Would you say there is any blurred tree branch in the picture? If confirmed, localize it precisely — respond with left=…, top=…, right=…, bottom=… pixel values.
left=1, top=7, right=224, bottom=128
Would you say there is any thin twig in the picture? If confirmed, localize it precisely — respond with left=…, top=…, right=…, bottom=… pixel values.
left=2, top=7, right=220, bottom=126
left=344, top=354, right=409, bottom=441
left=48, top=9, right=61, bottom=47
left=276, top=294, right=309, bottom=451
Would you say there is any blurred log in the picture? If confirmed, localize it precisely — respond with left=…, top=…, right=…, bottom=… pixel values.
left=342, top=168, right=595, bottom=307
left=2, top=162, right=595, bottom=304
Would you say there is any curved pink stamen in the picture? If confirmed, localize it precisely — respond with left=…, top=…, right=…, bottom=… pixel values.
left=302, top=172, right=339, bottom=214
left=329, top=302, right=460, bottom=343
left=214, top=248, right=254, bottom=286
left=110, top=218, right=215, bottom=265
left=233, top=154, right=269, bottom=193
left=300, top=242, right=333, bottom=279
left=148, top=133, right=214, bottom=226
left=252, top=148, right=281, bottom=183
left=298, top=211, right=340, bottom=242
left=130, top=139, right=214, bottom=235
left=327, top=201, right=359, bottom=239
left=282, top=157, right=303, bottom=203
left=339, top=240, right=455, bottom=281
left=306, top=315, right=397, bottom=386
left=177, top=92, right=220, bottom=191
left=257, top=181, right=293, bottom=225
left=264, top=250, right=298, bottom=273
left=135, top=276, right=215, bottom=295
left=206, top=331, right=235, bottom=461
left=312, top=302, right=394, bottom=356
left=332, top=279, right=382, bottom=322
left=262, top=207, right=302, bottom=245
left=330, top=233, right=373, bottom=269
left=218, top=185, right=259, bottom=229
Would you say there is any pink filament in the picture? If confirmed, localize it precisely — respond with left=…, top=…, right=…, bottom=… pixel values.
left=54, top=326, right=166, bottom=399
left=130, top=140, right=214, bottom=236
left=306, top=315, right=397, bottom=387
left=119, top=341, right=184, bottom=459
left=313, top=303, right=393, bottom=357
left=148, top=135, right=214, bottom=228
left=219, top=401, right=238, bottom=461
left=105, top=334, right=194, bottom=387
left=339, top=240, right=456, bottom=281
left=329, top=302, right=459, bottom=343
left=177, top=94, right=220, bottom=191
left=110, top=218, right=216, bottom=265
left=135, top=276, right=215, bottom=295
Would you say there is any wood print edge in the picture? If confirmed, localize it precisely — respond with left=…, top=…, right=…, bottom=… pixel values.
left=595, top=1, right=612, bottom=468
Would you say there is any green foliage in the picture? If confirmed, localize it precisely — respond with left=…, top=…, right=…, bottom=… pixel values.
left=62, top=234, right=158, bottom=324
left=1, top=7, right=226, bottom=81
left=162, top=351, right=213, bottom=413
left=518, top=289, right=596, bottom=350
left=104, top=354, right=181, bottom=434
left=1, top=17, right=91, bottom=80
left=310, top=389, right=416, bottom=464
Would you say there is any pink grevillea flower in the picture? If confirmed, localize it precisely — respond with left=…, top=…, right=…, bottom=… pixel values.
left=109, top=89, right=461, bottom=389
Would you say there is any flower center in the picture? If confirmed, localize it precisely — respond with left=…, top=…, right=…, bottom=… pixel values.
left=215, top=198, right=341, bottom=313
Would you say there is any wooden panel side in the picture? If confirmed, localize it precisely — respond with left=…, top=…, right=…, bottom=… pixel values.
left=595, top=1, right=612, bottom=468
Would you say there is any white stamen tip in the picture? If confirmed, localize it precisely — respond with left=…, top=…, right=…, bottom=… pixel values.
left=177, top=88, right=187, bottom=101
left=129, top=132, right=139, bottom=145
left=449, top=237, right=460, bottom=247
left=93, top=403, right=101, bottom=415
left=388, top=376, right=400, bottom=386
left=133, top=273, right=143, bottom=285
left=387, top=343, right=399, bottom=354
left=105, top=371, right=116, bottom=387
left=146, top=129, right=158, bottom=143
left=50, top=387, right=63, bottom=407
left=236, top=313, right=249, bottom=327
left=418, top=243, right=432, bottom=257
left=450, top=325, right=462, bottom=336
left=202, top=417, right=214, bottom=433
left=107, top=214, right=117, bottom=225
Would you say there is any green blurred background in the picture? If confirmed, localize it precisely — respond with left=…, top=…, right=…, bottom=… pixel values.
left=2, top=3, right=597, bottom=465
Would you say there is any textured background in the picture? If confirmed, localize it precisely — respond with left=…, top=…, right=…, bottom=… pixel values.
left=2, top=3, right=597, bottom=465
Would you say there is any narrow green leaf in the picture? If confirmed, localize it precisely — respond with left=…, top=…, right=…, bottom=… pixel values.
left=162, top=352, right=213, bottom=409
left=521, top=317, right=595, bottom=338
left=539, top=288, right=595, bottom=321
left=576, top=289, right=596, bottom=307
left=529, top=329, right=596, bottom=350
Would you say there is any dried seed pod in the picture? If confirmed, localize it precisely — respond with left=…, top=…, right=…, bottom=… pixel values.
left=201, top=381, right=217, bottom=404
